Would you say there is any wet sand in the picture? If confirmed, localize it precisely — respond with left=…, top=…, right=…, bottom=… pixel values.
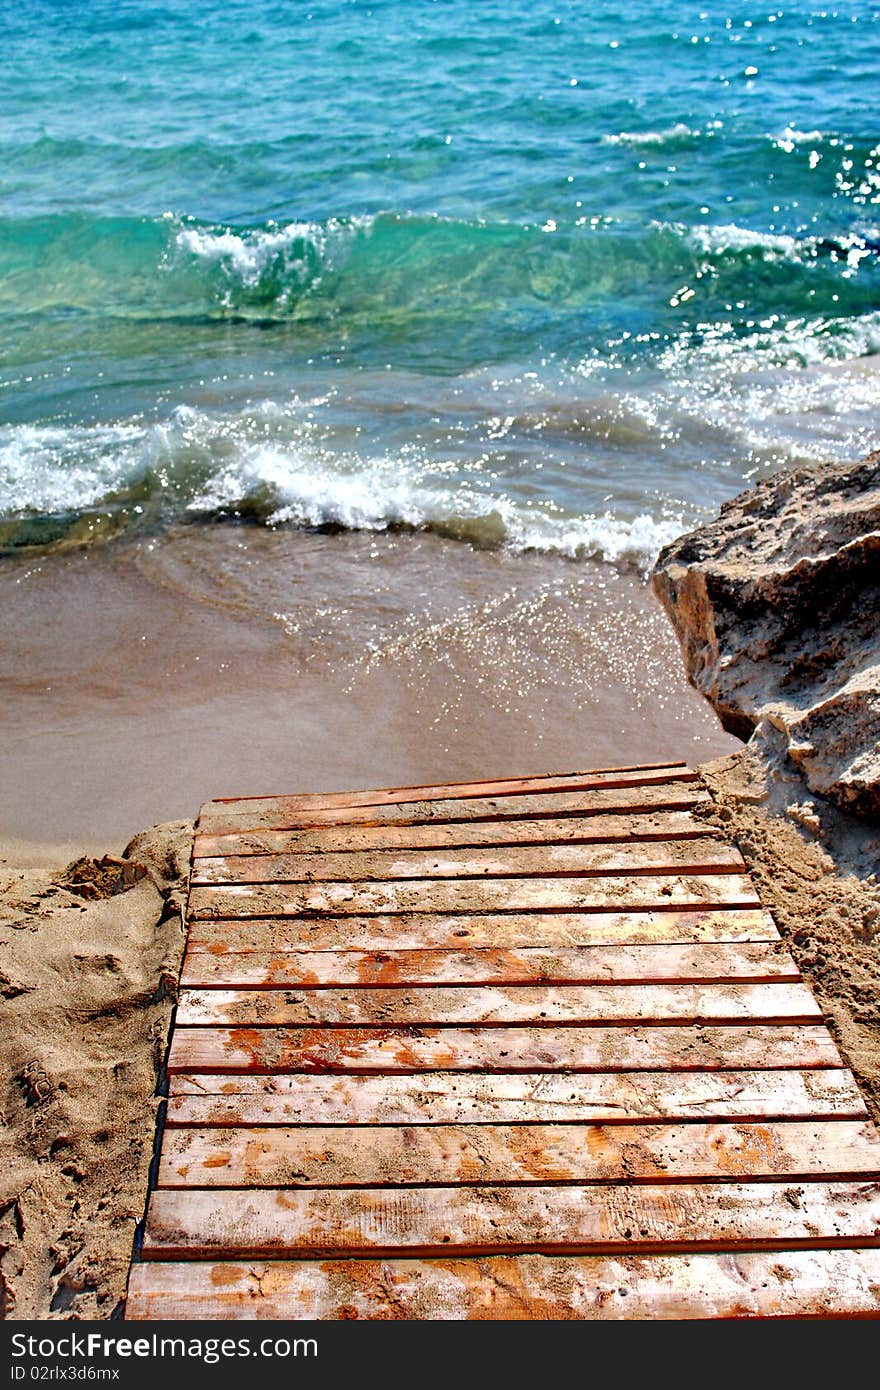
left=0, top=527, right=739, bottom=843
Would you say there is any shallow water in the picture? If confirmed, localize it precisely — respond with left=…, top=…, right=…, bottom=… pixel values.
left=0, top=530, right=738, bottom=840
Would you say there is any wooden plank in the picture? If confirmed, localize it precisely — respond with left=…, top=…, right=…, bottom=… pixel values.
left=165, top=1068, right=868, bottom=1128
left=125, top=1249, right=880, bottom=1319
left=193, top=809, right=708, bottom=860
left=191, top=838, right=744, bottom=886
left=179, top=941, right=800, bottom=989
left=198, top=783, right=709, bottom=836
left=203, top=762, right=688, bottom=811
left=156, top=1119, right=880, bottom=1189
left=184, top=908, right=780, bottom=954
left=188, top=873, right=760, bottom=921
left=200, top=765, right=699, bottom=824
left=166, top=1023, right=842, bottom=1075
left=141, top=1180, right=880, bottom=1258
left=174, top=982, right=821, bottom=1028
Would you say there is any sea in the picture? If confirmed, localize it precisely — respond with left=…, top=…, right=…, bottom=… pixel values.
left=1, top=0, right=878, bottom=839
left=2, top=0, right=878, bottom=563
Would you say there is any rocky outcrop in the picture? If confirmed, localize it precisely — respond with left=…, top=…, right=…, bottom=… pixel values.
left=652, top=452, right=880, bottom=821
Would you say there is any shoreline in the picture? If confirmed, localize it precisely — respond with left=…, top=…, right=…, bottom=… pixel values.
left=0, top=525, right=738, bottom=845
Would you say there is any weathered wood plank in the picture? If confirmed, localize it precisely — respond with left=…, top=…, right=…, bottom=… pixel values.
left=165, top=1068, right=868, bottom=1127
left=124, top=1249, right=880, bottom=1319
left=157, top=1120, right=880, bottom=1190
left=193, top=809, right=707, bottom=860
left=184, top=908, right=780, bottom=954
left=204, top=763, right=688, bottom=811
left=188, top=873, right=760, bottom=921
left=179, top=941, right=800, bottom=990
left=192, top=838, right=744, bottom=886
left=141, top=1180, right=880, bottom=1259
left=130, top=758, right=880, bottom=1322
left=167, top=1023, right=841, bottom=1075
left=175, top=982, right=821, bottom=1028
left=200, top=765, right=698, bottom=823
left=198, top=782, right=708, bottom=836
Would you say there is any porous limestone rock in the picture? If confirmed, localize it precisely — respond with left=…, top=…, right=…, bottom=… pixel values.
left=652, top=452, right=880, bottom=820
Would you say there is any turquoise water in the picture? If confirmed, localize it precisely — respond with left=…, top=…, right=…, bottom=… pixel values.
left=2, top=0, right=879, bottom=562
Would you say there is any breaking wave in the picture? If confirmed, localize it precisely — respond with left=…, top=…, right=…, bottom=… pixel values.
left=1, top=207, right=877, bottom=345
left=0, top=402, right=685, bottom=567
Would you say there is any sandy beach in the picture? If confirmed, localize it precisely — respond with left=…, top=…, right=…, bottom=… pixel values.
left=0, top=825, right=189, bottom=1320
left=3, top=513, right=880, bottom=1318
left=3, top=0, right=880, bottom=1327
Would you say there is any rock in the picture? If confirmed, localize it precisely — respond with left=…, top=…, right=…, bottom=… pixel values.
left=652, top=452, right=880, bottom=820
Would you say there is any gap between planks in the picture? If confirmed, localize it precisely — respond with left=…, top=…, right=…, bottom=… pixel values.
left=197, top=778, right=707, bottom=836
left=192, top=808, right=711, bottom=859
left=203, top=761, right=690, bottom=806
left=187, top=873, right=762, bottom=921
left=183, top=908, right=781, bottom=953
left=190, top=837, right=744, bottom=886
left=200, top=764, right=698, bottom=818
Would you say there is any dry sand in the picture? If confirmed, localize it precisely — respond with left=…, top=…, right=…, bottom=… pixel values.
left=0, top=824, right=190, bottom=1320
left=699, top=736, right=880, bottom=1125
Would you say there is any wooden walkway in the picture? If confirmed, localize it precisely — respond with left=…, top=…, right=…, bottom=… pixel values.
left=126, top=762, right=880, bottom=1319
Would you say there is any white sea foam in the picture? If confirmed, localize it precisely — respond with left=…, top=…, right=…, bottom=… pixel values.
left=687, top=222, right=801, bottom=259
left=772, top=126, right=825, bottom=153
left=185, top=439, right=684, bottom=567
left=172, top=215, right=372, bottom=303
left=657, top=308, right=880, bottom=373
left=190, top=447, right=430, bottom=532
left=502, top=509, right=684, bottom=565
left=4, top=332, right=877, bottom=568
left=0, top=422, right=143, bottom=518
left=603, top=123, right=698, bottom=147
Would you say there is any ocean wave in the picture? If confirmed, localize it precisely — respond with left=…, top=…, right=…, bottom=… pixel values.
left=603, top=123, right=700, bottom=148
left=188, top=447, right=430, bottom=532
left=172, top=215, right=372, bottom=308
left=771, top=126, right=825, bottom=153
left=0, top=421, right=144, bottom=517
left=655, top=308, right=880, bottom=373
left=185, top=441, right=683, bottom=564
left=0, top=208, right=875, bottom=352
left=2, top=336, right=877, bottom=565
left=685, top=222, right=802, bottom=261
left=0, top=403, right=686, bottom=569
